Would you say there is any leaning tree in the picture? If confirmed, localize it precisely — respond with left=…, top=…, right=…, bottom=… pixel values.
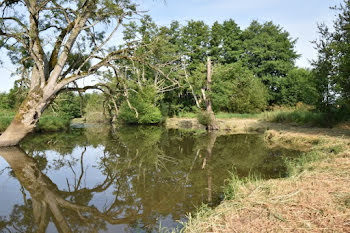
left=0, top=0, right=155, bottom=146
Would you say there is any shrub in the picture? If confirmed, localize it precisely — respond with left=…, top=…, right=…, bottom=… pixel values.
left=119, top=86, right=162, bottom=124
left=54, top=92, right=82, bottom=120
left=36, top=116, right=70, bottom=132
left=212, top=63, right=268, bottom=113
left=196, top=111, right=211, bottom=126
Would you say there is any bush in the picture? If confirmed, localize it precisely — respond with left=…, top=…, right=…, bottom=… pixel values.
left=279, top=68, right=318, bottom=106
left=36, top=116, right=70, bottom=132
left=212, top=63, right=268, bottom=113
left=196, top=111, right=211, bottom=126
left=54, top=92, right=82, bottom=120
left=119, top=86, right=162, bottom=124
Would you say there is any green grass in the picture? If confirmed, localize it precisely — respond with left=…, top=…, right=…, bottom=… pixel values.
left=263, top=109, right=328, bottom=127
left=223, top=172, right=261, bottom=200
left=176, top=111, right=262, bottom=119
left=215, top=112, right=262, bottom=119
left=176, top=112, right=197, bottom=118
left=0, top=109, right=70, bottom=133
left=0, top=110, right=15, bottom=132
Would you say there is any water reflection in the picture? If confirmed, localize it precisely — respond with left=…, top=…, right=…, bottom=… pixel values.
left=0, top=126, right=298, bottom=232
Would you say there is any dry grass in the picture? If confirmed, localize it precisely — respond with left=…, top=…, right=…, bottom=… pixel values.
left=165, top=118, right=267, bottom=133
left=184, top=131, right=350, bottom=233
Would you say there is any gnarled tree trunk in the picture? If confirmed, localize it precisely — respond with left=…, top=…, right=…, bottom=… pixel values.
left=0, top=86, right=55, bottom=147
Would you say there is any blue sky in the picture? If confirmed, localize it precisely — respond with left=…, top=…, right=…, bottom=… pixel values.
left=0, top=0, right=343, bottom=92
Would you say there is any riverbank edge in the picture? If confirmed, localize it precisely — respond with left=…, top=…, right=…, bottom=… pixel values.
left=181, top=129, right=350, bottom=232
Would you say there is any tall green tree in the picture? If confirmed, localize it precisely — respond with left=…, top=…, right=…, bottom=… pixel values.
left=209, top=21, right=223, bottom=63
left=313, top=0, right=350, bottom=111
left=241, top=21, right=299, bottom=103
left=181, top=20, right=210, bottom=70
left=221, top=19, right=243, bottom=64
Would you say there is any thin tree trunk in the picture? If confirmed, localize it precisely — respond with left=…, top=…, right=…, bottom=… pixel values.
left=205, top=57, right=218, bottom=130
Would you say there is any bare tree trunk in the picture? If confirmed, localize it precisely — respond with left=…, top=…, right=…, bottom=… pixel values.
left=204, top=57, right=218, bottom=130
left=0, top=87, right=55, bottom=147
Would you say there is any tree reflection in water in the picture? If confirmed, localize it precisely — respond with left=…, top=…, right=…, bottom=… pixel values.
left=0, top=126, right=299, bottom=232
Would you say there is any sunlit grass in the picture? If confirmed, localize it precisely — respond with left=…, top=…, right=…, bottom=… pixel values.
left=0, top=109, right=70, bottom=132
left=215, top=112, right=262, bottom=119
left=0, top=110, right=15, bottom=132
left=263, top=109, right=326, bottom=126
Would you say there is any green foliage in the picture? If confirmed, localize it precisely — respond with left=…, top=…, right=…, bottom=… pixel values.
left=263, top=106, right=350, bottom=127
left=84, top=92, right=105, bottom=112
left=0, top=92, right=11, bottom=109
left=119, top=86, right=162, bottom=124
left=0, top=110, right=69, bottom=132
left=211, top=63, right=268, bottom=113
left=215, top=112, right=261, bottom=119
left=54, top=92, right=82, bottom=120
left=279, top=68, right=318, bottom=105
left=0, top=83, right=28, bottom=110
left=241, top=21, right=298, bottom=78
left=196, top=111, right=211, bottom=126
left=36, top=115, right=70, bottom=132
left=0, top=110, right=15, bottom=132
left=181, top=20, right=210, bottom=68
left=221, top=19, right=243, bottom=64
left=240, top=21, right=298, bottom=104
left=313, top=0, right=350, bottom=111
left=265, top=109, right=326, bottom=126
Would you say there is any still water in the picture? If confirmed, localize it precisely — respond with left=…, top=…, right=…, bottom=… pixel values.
left=0, top=126, right=299, bottom=232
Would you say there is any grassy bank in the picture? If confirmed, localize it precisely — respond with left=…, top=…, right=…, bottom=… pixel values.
left=177, top=111, right=261, bottom=119
left=0, top=110, right=70, bottom=133
left=175, top=107, right=350, bottom=128
left=183, top=130, right=350, bottom=232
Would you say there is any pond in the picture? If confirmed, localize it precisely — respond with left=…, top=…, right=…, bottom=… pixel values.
left=0, top=126, right=299, bottom=233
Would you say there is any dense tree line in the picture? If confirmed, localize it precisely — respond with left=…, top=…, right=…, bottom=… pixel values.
left=98, top=16, right=319, bottom=123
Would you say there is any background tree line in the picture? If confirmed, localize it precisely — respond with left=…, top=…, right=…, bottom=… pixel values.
left=1, top=0, right=349, bottom=126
